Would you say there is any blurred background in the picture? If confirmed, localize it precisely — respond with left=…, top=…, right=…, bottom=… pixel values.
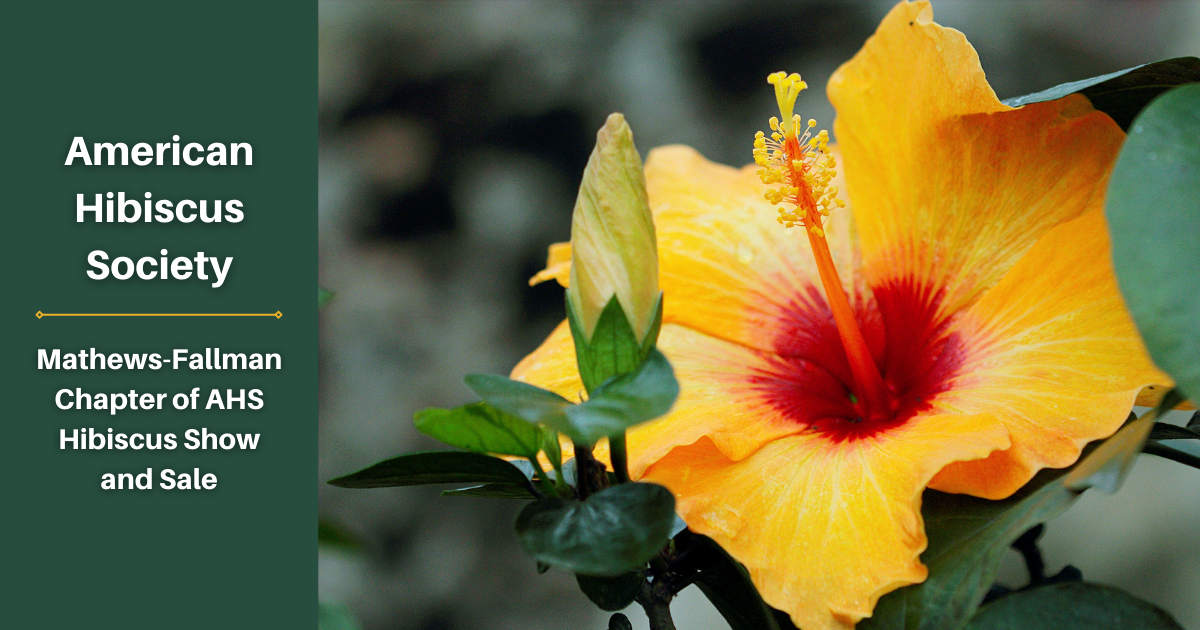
left=317, top=2, right=1200, bottom=629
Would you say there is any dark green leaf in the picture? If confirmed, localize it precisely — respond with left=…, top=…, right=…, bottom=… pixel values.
left=514, top=482, right=675, bottom=576
left=464, top=373, right=573, bottom=426
left=1002, top=57, right=1200, bottom=130
left=563, top=349, right=679, bottom=444
left=964, top=582, right=1182, bottom=630
left=569, top=294, right=663, bottom=393
left=327, top=451, right=530, bottom=488
left=861, top=411, right=1157, bottom=630
left=318, top=603, right=362, bottom=630
left=576, top=572, right=644, bottom=611
left=608, top=613, right=634, bottom=630
left=414, top=403, right=542, bottom=459
left=469, top=352, right=678, bottom=445
left=1107, top=83, right=1200, bottom=400
left=689, top=535, right=782, bottom=630
left=441, top=483, right=536, bottom=499
left=1149, top=423, right=1200, bottom=441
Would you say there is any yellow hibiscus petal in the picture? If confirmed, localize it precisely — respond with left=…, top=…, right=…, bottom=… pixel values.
left=644, top=412, right=1008, bottom=630
left=1136, top=384, right=1195, bottom=410
left=528, top=241, right=572, bottom=287
left=830, top=1, right=1125, bottom=320
left=929, top=209, right=1171, bottom=499
left=512, top=321, right=822, bottom=478
left=646, top=145, right=864, bottom=354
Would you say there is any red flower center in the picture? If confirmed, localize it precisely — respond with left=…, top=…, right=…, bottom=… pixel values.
left=751, top=277, right=967, bottom=442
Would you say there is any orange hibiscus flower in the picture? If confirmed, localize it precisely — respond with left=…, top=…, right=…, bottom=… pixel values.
left=513, top=2, right=1168, bottom=628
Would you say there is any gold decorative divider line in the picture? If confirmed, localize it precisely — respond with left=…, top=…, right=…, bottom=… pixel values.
left=37, top=311, right=282, bottom=319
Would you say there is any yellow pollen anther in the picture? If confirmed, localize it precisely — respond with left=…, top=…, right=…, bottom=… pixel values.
left=753, top=71, right=841, bottom=234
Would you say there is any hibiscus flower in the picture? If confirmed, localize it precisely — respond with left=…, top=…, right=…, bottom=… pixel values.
left=513, top=2, right=1168, bottom=628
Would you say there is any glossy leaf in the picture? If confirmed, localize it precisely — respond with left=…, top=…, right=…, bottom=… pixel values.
left=1107, top=83, right=1200, bottom=400
left=470, top=351, right=678, bottom=445
left=414, top=403, right=542, bottom=459
left=1003, top=57, right=1200, bottom=130
left=441, top=483, right=536, bottom=499
left=608, top=613, right=634, bottom=630
left=514, top=482, right=675, bottom=576
left=563, top=349, right=679, bottom=444
left=464, top=373, right=573, bottom=426
left=861, top=408, right=1157, bottom=630
left=688, top=535, right=782, bottom=630
left=576, top=572, right=644, bottom=612
left=964, top=582, right=1182, bottom=630
left=1063, top=408, right=1155, bottom=494
left=327, top=451, right=530, bottom=489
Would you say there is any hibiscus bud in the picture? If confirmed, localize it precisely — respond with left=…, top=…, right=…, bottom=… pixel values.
left=568, top=113, right=660, bottom=346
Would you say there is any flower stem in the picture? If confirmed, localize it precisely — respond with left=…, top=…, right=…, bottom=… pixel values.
left=526, top=456, right=555, bottom=497
left=1012, top=524, right=1046, bottom=585
left=637, top=559, right=678, bottom=630
left=610, top=432, right=631, bottom=484
left=573, top=440, right=608, bottom=500
left=643, top=601, right=676, bottom=630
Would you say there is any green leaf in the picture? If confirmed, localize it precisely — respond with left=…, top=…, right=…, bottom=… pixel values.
left=514, top=482, right=675, bottom=576
left=563, top=349, right=679, bottom=444
left=576, top=572, right=644, bottom=612
left=327, top=451, right=531, bottom=488
left=468, top=351, right=679, bottom=445
left=861, top=410, right=1158, bottom=630
left=413, top=403, right=542, bottom=459
left=318, top=287, right=334, bottom=307
left=963, top=582, right=1183, bottom=630
left=688, top=535, right=782, bottom=630
left=609, top=613, right=634, bottom=630
left=1002, top=57, right=1200, bottom=130
left=318, top=603, right=362, bottom=630
left=1107, top=83, right=1200, bottom=400
left=569, top=294, right=663, bottom=393
left=441, top=483, right=536, bottom=499
left=463, top=373, right=574, bottom=426
left=1062, top=409, right=1156, bottom=494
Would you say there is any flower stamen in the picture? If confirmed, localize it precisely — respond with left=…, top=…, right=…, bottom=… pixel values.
left=754, top=71, right=891, bottom=423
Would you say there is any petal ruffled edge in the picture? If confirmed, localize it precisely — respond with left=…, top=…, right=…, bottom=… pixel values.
left=929, top=209, right=1172, bottom=498
left=830, top=1, right=1125, bottom=322
left=643, top=412, right=1008, bottom=630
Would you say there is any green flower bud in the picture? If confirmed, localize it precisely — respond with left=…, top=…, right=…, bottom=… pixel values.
left=568, top=113, right=659, bottom=344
